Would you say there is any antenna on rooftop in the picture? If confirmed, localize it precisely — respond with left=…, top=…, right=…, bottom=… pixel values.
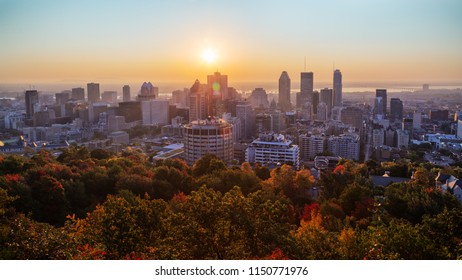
left=304, top=56, right=306, bottom=71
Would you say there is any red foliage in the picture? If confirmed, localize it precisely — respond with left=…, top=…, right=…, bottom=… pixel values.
left=5, top=174, right=21, bottom=183
left=301, top=203, right=320, bottom=221
left=352, top=197, right=375, bottom=219
left=333, top=165, right=346, bottom=175
left=74, top=244, right=107, bottom=260
left=124, top=252, right=145, bottom=260
left=262, top=248, right=290, bottom=260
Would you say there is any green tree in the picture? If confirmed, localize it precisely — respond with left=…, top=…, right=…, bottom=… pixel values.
left=191, top=154, right=227, bottom=177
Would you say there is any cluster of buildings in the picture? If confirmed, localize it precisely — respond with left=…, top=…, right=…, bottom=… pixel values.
left=1, top=69, right=461, bottom=172
left=368, top=85, right=462, bottom=163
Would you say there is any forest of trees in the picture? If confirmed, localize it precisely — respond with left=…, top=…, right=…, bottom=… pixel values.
left=1, top=146, right=461, bottom=259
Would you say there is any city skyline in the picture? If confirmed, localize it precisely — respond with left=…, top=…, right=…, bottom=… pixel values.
left=0, top=0, right=461, bottom=86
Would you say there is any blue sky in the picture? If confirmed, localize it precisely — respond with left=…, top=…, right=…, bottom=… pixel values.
left=0, top=0, right=461, bottom=85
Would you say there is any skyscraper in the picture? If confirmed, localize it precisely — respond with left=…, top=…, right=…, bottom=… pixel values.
left=207, top=72, right=228, bottom=116
left=301, top=72, right=314, bottom=94
left=87, top=83, right=100, bottom=103
left=278, top=71, right=291, bottom=112
left=207, top=72, right=228, bottom=101
left=312, top=90, right=319, bottom=114
left=333, top=69, right=342, bottom=107
left=87, top=83, right=101, bottom=103
left=55, top=92, right=70, bottom=105
left=236, top=101, right=254, bottom=140
left=249, top=88, right=269, bottom=109
left=25, top=90, right=39, bottom=119
left=123, top=85, right=131, bottom=102
left=390, top=98, right=403, bottom=121
left=374, top=96, right=384, bottom=117
left=189, top=79, right=208, bottom=121
left=297, top=72, right=313, bottom=108
left=376, top=89, right=387, bottom=116
left=138, top=82, right=158, bottom=101
left=71, top=87, right=85, bottom=101
left=320, top=88, right=333, bottom=117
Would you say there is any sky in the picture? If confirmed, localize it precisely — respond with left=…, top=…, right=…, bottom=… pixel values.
left=0, top=0, right=461, bottom=89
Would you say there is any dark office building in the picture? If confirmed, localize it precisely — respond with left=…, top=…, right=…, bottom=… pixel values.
left=376, top=89, right=387, bottom=115
left=390, top=98, right=403, bottom=121
left=429, top=110, right=449, bottom=122
left=117, top=101, right=142, bottom=123
left=25, top=90, right=39, bottom=119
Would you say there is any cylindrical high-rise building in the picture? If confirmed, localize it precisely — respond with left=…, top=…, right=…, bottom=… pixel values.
left=183, top=118, right=233, bottom=165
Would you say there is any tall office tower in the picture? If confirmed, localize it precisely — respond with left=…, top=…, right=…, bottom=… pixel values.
left=183, top=118, right=234, bottom=165
left=249, top=88, right=269, bottom=109
left=390, top=98, right=403, bottom=121
left=301, top=102, right=313, bottom=121
left=341, top=106, right=363, bottom=132
left=236, top=101, right=254, bottom=140
left=101, top=91, right=118, bottom=103
left=297, top=72, right=314, bottom=108
left=316, top=102, right=328, bottom=121
left=189, top=80, right=208, bottom=121
left=207, top=72, right=228, bottom=101
left=312, top=91, right=319, bottom=114
left=207, top=72, right=228, bottom=116
left=138, top=82, right=158, bottom=101
left=55, top=92, right=70, bottom=105
left=278, top=71, right=291, bottom=112
left=374, top=97, right=384, bottom=118
left=413, top=111, right=422, bottom=129
left=375, top=89, right=387, bottom=116
left=320, top=88, right=333, bottom=117
left=25, top=90, right=39, bottom=119
left=142, top=100, right=170, bottom=125
left=402, top=118, right=413, bottom=137
left=118, top=101, right=142, bottom=123
left=333, top=69, right=342, bottom=107
left=87, top=83, right=100, bottom=103
left=71, top=87, right=85, bottom=101
left=300, top=72, right=314, bottom=94
left=372, top=128, right=385, bottom=148
left=123, top=85, right=131, bottom=102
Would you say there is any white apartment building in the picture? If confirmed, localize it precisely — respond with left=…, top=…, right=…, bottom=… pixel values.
left=246, top=133, right=300, bottom=169
left=327, top=133, right=360, bottom=161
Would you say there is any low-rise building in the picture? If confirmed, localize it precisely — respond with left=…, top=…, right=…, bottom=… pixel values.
left=246, top=133, right=300, bottom=169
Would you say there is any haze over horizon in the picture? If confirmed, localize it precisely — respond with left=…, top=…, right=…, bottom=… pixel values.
left=1, top=0, right=461, bottom=86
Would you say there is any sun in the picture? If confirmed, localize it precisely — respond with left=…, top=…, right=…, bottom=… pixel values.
left=202, top=48, right=217, bottom=64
